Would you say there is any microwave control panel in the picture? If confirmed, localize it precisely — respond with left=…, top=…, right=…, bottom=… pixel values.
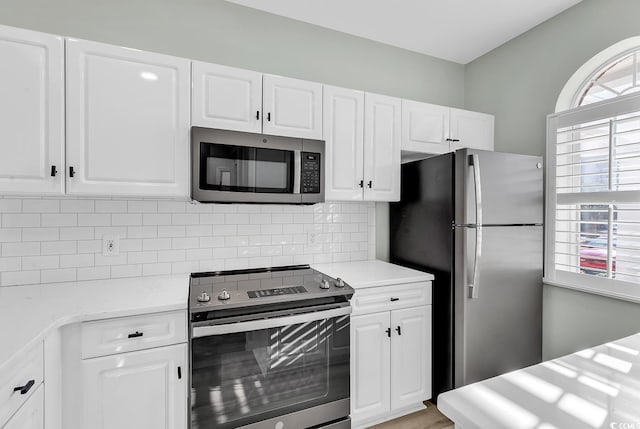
left=301, top=152, right=321, bottom=194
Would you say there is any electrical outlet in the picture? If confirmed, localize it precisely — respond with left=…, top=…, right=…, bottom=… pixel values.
left=308, top=233, right=317, bottom=244
left=102, top=235, right=120, bottom=256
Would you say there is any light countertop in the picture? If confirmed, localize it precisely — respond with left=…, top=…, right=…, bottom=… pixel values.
left=0, top=274, right=189, bottom=371
left=312, top=260, right=434, bottom=289
left=438, top=332, right=640, bottom=428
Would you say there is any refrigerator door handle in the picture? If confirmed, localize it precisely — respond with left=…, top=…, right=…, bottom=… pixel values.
left=469, top=154, right=483, bottom=299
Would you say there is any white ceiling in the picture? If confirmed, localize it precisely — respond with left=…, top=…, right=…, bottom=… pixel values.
left=225, top=0, right=582, bottom=64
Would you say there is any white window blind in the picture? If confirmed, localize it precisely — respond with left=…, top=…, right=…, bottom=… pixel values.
left=546, top=92, right=640, bottom=301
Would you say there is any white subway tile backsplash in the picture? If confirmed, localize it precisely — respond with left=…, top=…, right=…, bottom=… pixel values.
left=22, top=199, right=59, bottom=213
left=41, top=241, right=76, bottom=255
left=0, top=199, right=374, bottom=286
left=77, top=266, right=110, bottom=281
left=22, top=255, right=59, bottom=270
left=3, top=214, right=40, bottom=227
left=3, top=242, right=40, bottom=256
left=22, top=228, right=59, bottom=242
left=77, top=214, right=109, bottom=227
left=42, top=267, right=77, bottom=283
left=61, top=200, right=95, bottom=213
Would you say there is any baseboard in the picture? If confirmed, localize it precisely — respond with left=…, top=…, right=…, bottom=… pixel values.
left=351, top=403, right=427, bottom=429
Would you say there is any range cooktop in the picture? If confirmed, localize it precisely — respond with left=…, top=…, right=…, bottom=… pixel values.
left=189, top=265, right=354, bottom=312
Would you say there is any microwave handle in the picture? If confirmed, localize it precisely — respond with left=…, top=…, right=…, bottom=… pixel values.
left=294, top=150, right=301, bottom=194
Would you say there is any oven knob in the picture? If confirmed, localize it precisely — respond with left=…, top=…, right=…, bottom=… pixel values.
left=320, top=279, right=330, bottom=289
left=336, top=278, right=345, bottom=288
left=218, top=290, right=231, bottom=301
left=197, top=292, right=210, bottom=303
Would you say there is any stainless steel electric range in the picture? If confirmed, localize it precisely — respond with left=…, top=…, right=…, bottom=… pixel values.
left=188, top=265, right=354, bottom=429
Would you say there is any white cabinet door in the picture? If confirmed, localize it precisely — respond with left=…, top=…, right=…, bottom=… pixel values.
left=3, top=386, right=43, bottom=429
left=66, top=39, right=190, bottom=197
left=390, top=306, right=431, bottom=410
left=82, top=344, right=187, bottom=429
left=449, top=108, right=495, bottom=151
left=364, top=93, right=401, bottom=201
left=401, top=100, right=450, bottom=155
left=262, top=75, right=322, bottom=139
left=192, top=62, right=262, bottom=133
left=350, top=312, right=391, bottom=423
left=0, top=25, right=64, bottom=195
left=323, top=86, right=364, bottom=201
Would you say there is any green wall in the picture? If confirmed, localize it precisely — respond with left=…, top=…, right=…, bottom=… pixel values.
left=0, top=0, right=464, bottom=107
left=465, top=0, right=640, bottom=359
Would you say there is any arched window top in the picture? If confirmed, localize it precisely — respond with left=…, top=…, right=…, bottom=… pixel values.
left=577, top=49, right=640, bottom=106
left=556, top=37, right=640, bottom=112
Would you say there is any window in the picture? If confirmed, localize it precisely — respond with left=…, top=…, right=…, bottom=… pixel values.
left=546, top=94, right=640, bottom=300
left=575, top=49, right=640, bottom=107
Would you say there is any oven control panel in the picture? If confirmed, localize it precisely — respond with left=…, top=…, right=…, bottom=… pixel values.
left=301, top=152, right=321, bottom=194
left=248, top=286, right=308, bottom=298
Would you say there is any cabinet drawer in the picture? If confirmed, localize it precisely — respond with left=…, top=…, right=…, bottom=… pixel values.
left=81, top=311, right=187, bottom=359
left=3, top=384, right=43, bottom=429
left=351, top=282, right=431, bottom=315
left=0, top=342, right=43, bottom=428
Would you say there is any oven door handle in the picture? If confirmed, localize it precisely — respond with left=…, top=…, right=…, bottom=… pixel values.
left=191, top=305, right=351, bottom=338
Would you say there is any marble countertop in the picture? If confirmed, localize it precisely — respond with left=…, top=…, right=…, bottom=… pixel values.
left=312, top=260, right=434, bottom=289
left=438, top=332, right=640, bottom=429
left=0, top=274, right=189, bottom=371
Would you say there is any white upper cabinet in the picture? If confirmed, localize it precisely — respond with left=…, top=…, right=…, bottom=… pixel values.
left=66, top=39, right=190, bottom=197
left=323, top=86, right=365, bottom=201
left=364, top=93, right=401, bottom=202
left=192, top=62, right=262, bottom=133
left=401, top=100, right=450, bottom=154
left=449, top=108, right=495, bottom=151
left=0, top=25, right=64, bottom=195
left=262, top=75, right=323, bottom=139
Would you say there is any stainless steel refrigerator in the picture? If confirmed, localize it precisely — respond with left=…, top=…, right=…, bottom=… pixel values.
left=390, top=148, right=543, bottom=400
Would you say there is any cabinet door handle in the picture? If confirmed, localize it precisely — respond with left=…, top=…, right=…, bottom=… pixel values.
left=396, top=326, right=402, bottom=336
left=452, top=139, right=460, bottom=142
left=50, top=165, right=57, bottom=177
left=13, top=379, right=35, bottom=395
left=177, top=366, right=182, bottom=380
left=127, top=331, right=143, bottom=339
left=69, top=166, right=75, bottom=178
left=446, top=138, right=454, bottom=142
left=385, top=327, right=391, bottom=338
left=267, top=112, right=271, bottom=122
left=256, top=111, right=260, bottom=120
left=359, top=180, right=364, bottom=188
left=390, top=297, right=399, bottom=302
left=367, top=180, right=372, bottom=188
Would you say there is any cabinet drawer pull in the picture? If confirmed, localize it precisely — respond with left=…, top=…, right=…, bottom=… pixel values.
left=385, top=328, right=391, bottom=338
left=446, top=138, right=454, bottom=142
left=13, top=379, right=35, bottom=395
left=390, top=297, right=399, bottom=302
left=396, top=326, right=402, bottom=336
left=50, top=165, right=57, bottom=177
left=127, top=331, right=144, bottom=339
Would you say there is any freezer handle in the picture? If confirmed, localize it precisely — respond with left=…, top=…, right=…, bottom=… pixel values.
left=469, top=154, right=482, bottom=299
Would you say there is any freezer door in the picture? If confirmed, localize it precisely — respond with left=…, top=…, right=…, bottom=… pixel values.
left=453, top=225, right=542, bottom=388
left=455, top=149, right=543, bottom=225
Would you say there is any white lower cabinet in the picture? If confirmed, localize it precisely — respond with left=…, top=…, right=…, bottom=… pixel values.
left=3, top=386, right=43, bottom=429
left=350, top=283, right=432, bottom=428
left=81, top=343, right=188, bottom=429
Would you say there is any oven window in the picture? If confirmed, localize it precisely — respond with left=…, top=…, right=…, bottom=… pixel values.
left=191, top=315, right=349, bottom=429
left=199, top=143, right=294, bottom=193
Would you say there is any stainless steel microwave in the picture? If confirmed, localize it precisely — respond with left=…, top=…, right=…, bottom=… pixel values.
left=191, top=127, right=325, bottom=204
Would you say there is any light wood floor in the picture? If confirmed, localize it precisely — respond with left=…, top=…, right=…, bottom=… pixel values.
left=368, top=402, right=453, bottom=429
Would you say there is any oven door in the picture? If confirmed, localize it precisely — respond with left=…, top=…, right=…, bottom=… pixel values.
left=190, top=306, right=351, bottom=429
